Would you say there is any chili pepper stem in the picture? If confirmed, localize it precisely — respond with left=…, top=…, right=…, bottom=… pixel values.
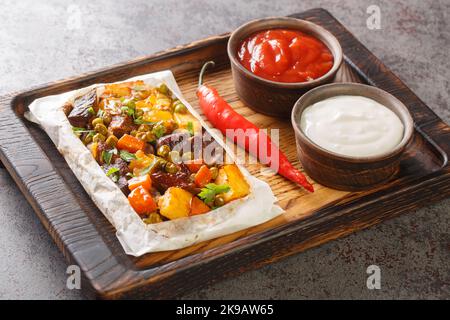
left=198, top=61, right=216, bottom=88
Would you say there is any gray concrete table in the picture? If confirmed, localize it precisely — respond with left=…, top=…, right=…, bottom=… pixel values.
left=0, top=0, right=449, bottom=299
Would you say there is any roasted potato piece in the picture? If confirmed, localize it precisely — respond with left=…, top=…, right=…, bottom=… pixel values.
left=158, top=187, right=193, bottom=220
left=104, top=83, right=132, bottom=98
left=173, top=112, right=202, bottom=135
left=214, top=164, right=250, bottom=203
left=67, top=89, right=97, bottom=127
left=143, top=110, right=173, bottom=123
left=103, top=80, right=148, bottom=98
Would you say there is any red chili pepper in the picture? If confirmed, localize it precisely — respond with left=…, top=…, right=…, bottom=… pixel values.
left=196, top=61, right=314, bottom=192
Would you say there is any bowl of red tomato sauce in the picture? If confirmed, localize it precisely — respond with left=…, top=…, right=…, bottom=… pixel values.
left=227, top=17, right=343, bottom=118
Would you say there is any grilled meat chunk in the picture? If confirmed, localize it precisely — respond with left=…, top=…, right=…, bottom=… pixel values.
left=151, top=164, right=199, bottom=194
left=108, top=115, right=133, bottom=138
left=67, top=89, right=97, bottom=128
left=156, top=132, right=191, bottom=153
left=116, top=176, right=130, bottom=196
left=101, top=158, right=131, bottom=195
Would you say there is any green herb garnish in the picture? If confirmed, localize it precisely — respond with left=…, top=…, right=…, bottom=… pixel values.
left=97, top=109, right=104, bottom=118
left=72, top=126, right=89, bottom=132
left=198, top=183, right=230, bottom=204
left=133, top=117, right=155, bottom=125
left=72, top=127, right=94, bottom=136
left=87, top=107, right=95, bottom=115
left=106, top=167, right=119, bottom=177
left=153, top=124, right=166, bottom=139
left=121, top=106, right=135, bottom=118
left=187, top=121, right=194, bottom=136
left=102, top=150, right=114, bottom=165
left=120, top=150, right=137, bottom=162
left=139, top=157, right=160, bottom=176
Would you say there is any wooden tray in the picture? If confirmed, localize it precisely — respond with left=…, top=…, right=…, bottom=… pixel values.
left=0, top=8, right=449, bottom=299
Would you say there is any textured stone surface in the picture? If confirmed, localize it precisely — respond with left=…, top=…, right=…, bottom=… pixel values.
left=0, top=0, right=448, bottom=299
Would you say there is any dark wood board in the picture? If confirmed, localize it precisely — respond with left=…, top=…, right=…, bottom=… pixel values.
left=0, top=8, right=449, bottom=299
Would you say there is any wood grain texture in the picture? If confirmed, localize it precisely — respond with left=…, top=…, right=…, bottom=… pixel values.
left=0, top=8, right=449, bottom=299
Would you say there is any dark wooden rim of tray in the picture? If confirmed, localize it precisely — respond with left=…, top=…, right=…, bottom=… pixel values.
left=0, top=8, right=449, bottom=299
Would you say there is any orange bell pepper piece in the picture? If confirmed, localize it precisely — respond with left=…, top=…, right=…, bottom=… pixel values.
left=128, top=186, right=157, bottom=216
left=117, top=134, right=145, bottom=153
left=190, top=196, right=211, bottom=216
left=128, top=174, right=152, bottom=191
left=194, top=165, right=212, bottom=187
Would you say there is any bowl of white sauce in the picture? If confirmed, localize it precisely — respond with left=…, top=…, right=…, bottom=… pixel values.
left=291, top=83, right=414, bottom=191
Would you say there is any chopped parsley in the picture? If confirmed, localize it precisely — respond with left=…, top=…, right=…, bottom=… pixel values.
left=106, top=167, right=120, bottom=176
left=121, top=106, right=135, bottom=118
left=198, top=183, right=230, bottom=204
left=102, top=149, right=117, bottom=165
left=72, top=127, right=94, bottom=136
left=120, top=150, right=137, bottom=162
left=106, top=167, right=120, bottom=182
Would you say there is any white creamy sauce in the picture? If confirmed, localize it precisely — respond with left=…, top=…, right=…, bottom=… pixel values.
left=300, top=95, right=404, bottom=157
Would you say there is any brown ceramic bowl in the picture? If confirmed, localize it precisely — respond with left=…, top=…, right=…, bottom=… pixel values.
left=291, top=83, right=414, bottom=191
left=227, top=17, right=343, bottom=118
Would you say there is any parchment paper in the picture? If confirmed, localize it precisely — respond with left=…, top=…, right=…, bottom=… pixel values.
left=25, top=70, right=283, bottom=256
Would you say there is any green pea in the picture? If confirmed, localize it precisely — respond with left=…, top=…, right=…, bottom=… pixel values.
left=92, top=133, right=106, bottom=143
left=157, top=145, right=171, bottom=158
left=92, top=118, right=104, bottom=127
left=106, top=135, right=118, bottom=148
left=136, top=132, right=147, bottom=141
left=158, top=83, right=169, bottom=95
left=83, top=133, right=93, bottom=145
left=174, top=103, right=187, bottom=114
left=126, top=100, right=136, bottom=109
left=164, top=162, right=178, bottom=174
left=214, top=195, right=225, bottom=207
left=145, top=132, right=156, bottom=143
left=157, top=159, right=168, bottom=171
left=143, top=213, right=163, bottom=224
left=102, top=113, right=112, bottom=126
left=94, top=123, right=108, bottom=136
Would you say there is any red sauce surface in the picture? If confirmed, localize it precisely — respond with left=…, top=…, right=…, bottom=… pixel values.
left=237, top=29, right=334, bottom=83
